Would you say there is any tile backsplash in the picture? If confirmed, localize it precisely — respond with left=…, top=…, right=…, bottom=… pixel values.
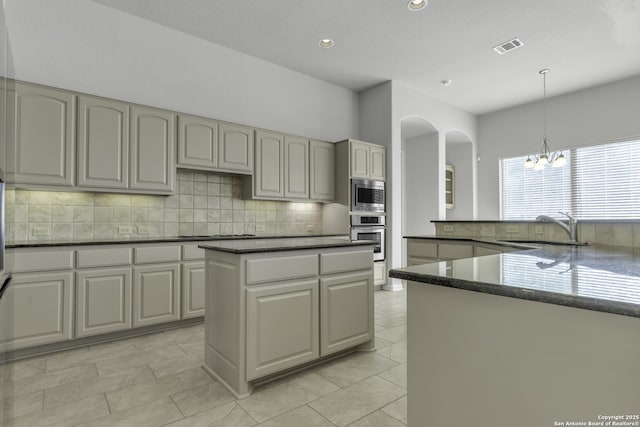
left=435, top=221, right=640, bottom=248
left=5, top=170, right=323, bottom=242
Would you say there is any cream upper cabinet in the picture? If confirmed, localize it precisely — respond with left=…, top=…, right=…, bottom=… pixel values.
left=309, top=140, right=335, bottom=201
left=77, top=95, right=129, bottom=189
left=129, top=105, right=176, bottom=193
left=284, top=135, right=310, bottom=199
left=177, top=116, right=253, bottom=175
left=369, top=145, right=386, bottom=181
left=250, top=132, right=334, bottom=202
left=7, top=82, right=75, bottom=186
left=218, top=123, right=253, bottom=174
left=349, top=139, right=386, bottom=181
left=254, top=130, right=285, bottom=198
left=350, top=141, right=370, bottom=179
left=177, top=113, right=219, bottom=170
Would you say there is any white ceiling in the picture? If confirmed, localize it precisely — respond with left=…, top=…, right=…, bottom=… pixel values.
left=93, top=0, right=640, bottom=115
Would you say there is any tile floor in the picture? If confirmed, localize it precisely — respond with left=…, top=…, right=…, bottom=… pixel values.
left=0, top=288, right=407, bottom=426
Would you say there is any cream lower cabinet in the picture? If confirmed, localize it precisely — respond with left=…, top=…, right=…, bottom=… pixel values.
left=320, top=271, right=373, bottom=356
left=373, top=261, right=386, bottom=286
left=76, top=268, right=132, bottom=338
left=181, top=261, right=205, bottom=319
left=133, top=264, right=181, bottom=327
left=0, top=272, right=74, bottom=353
left=204, top=245, right=374, bottom=398
left=246, top=279, right=319, bottom=381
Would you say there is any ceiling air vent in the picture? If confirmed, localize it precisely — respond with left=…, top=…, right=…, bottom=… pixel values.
left=493, top=38, right=524, bottom=55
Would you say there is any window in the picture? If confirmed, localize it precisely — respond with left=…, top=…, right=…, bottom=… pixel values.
left=501, top=139, right=640, bottom=220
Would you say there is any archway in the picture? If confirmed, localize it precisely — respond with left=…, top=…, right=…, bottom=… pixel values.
left=401, top=116, right=440, bottom=237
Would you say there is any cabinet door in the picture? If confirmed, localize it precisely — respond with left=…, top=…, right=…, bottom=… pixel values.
left=76, top=267, right=132, bottom=337
left=254, top=130, right=284, bottom=198
left=130, top=105, right=176, bottom=193
left=177, top=114, right=218, bottom=169
left=369, top=145, right=386, bottom=181
left=133, top=263, right=180, bottom=327
left=8, top=83, right=75, bottom=186
left=284, top=136, right=309, bottom=199
left=77, top=95, right=129, bottom=189
left=218, top=123, right=253, bottom=173
left=309, top=140, right=335, bottom=201
left=0, top=272, right=73, bottom=352
left=373, top=261, right=386, bottom=286
left=181, top=261, right=205, bottom=319
left=246, top=280, right=319, bottom=380
left=320, top=271, right=373, bottom=356
left=350, top=141, right=370, bottom=179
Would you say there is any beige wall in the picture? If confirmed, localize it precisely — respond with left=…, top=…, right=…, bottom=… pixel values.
left=6, top=170, right=323, bottom=242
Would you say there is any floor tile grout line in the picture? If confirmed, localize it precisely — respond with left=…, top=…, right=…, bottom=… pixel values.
left=381, top=394, right=408, bottom=424
left=306, top=403, right=340, bottom=426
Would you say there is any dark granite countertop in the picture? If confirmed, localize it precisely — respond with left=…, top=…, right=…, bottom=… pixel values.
left=403, top=235, right=588, bottom=249
left=390, top=244, right=640, bottom=318
left=199, top=237, right=374, bottom=254
left=6, top=234, right=348, bottom=249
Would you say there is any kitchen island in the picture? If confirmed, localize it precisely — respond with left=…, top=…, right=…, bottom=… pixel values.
left=199, top=237, right=376, bottom=397
left=390, top=244, right=640, bottom=427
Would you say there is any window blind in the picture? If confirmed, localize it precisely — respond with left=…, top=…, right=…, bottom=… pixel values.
left=572, top=140, right=640, bottom=219
left=500, top=153, right=571, bottom=220
left=501, top=139, right=640, bottom=220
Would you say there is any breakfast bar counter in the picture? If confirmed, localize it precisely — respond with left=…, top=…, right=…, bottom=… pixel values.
left=389, top=244, right=640, bottom=427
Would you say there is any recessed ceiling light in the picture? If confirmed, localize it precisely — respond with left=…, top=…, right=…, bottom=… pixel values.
left=319, top=39, right=335, bottom=48
left=441, top=80, right=452, bottom=87
left=407, top=0, right=427, bottom=11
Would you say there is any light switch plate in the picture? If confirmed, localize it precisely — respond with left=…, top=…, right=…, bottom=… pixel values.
left=255, top=224, right=266, bottom=232
left=32, top=227, right=50, bottom=236
left=506, top=225, right=519, bottom=233
left=535, top=225, right=543, bottom=234
left=137, top=225, right=150, bottom=235
left=443, top=225, right=454, bottom=232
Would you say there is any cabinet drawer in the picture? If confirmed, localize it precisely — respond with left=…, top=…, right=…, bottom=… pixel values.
left=320, top=250, right=372, bottom=275
left=9, top=249, right=75, bottom=273
left=134, top=246, right=181, bottom=264
left=182, top=244, right=205, bottom=261
left=77, top=247, right=132, bottom=268
left=246, top=254, right=318, bottom=285
left=407, top=240, right=437, bottom=259
left=438, top=243, right=473, bottom=260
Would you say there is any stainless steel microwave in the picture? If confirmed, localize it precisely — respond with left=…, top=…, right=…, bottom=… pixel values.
left=351, top=178, right=385, bottom=212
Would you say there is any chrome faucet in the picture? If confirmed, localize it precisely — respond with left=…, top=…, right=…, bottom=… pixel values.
left=536, top=212, right=578, bottom=243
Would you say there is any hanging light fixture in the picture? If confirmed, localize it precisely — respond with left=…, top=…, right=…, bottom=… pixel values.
left=524, top=68, right=567, bottom=170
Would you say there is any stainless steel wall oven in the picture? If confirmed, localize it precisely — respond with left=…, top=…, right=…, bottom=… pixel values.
left=350, top=215, right=386, bottom=261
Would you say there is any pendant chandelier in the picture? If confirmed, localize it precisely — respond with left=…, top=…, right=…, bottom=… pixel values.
left=524, top=69, right=567, bottom=170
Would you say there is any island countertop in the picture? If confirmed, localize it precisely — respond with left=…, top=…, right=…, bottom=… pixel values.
left=199, top=237, right=374, bottom=254
left=390, top=244, right=640, bottom=318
